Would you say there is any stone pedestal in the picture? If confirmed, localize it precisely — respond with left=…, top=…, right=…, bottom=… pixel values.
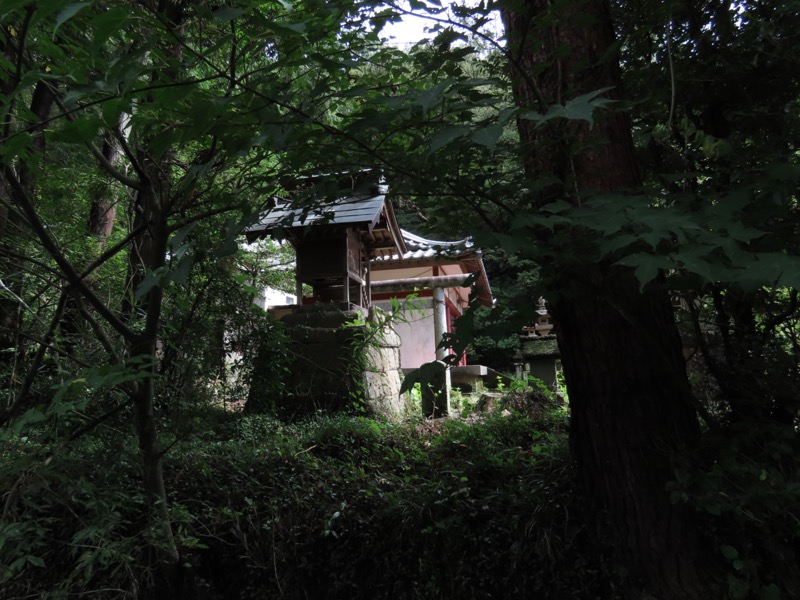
left=276, top=306, right=406, bottom=417
left=363, top=309, right=406, bottom=417
left=519, top=335, right=560, bottom=390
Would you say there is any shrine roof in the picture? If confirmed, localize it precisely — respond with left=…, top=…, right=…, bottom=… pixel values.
left=372, top=229, right=493, bottom=307
left=250, top=194, right=387, bottom=230
left=383, top=230, right=474, bottom=261
left=246, top=190, right=406, bottom=258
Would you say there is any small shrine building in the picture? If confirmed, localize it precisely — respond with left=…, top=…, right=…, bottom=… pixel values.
left=246, top=171, right=494, bottom=416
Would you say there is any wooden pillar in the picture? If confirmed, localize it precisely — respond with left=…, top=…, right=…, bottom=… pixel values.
left=365, top=254, right=371, bottom=307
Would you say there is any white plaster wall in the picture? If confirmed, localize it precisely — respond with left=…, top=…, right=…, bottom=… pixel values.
left=256, top=287, right=296, bottom=310
left=374, top=299, right=435, bottom=368
left=371, top=265, right=433, bottom=281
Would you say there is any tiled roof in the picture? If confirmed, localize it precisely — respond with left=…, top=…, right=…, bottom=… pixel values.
left=372, top=230, right=493, bottom=307
left=400, top=230, right=473, bottom=260
left=245, top=182, right=493, bottom=306
left=246, top=192, right=406, bottom=257
left=249, top=194, right=386, bottom=230
left=374, top=229, right=473, bottom=262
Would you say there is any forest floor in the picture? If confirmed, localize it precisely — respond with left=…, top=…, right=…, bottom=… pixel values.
left=7, top=383, right=795, bottom=598
left=1, top=389, right=623, bottom=599
left=173, top=391, right=621, bottom=599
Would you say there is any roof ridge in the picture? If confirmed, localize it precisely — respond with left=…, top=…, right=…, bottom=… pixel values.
left=399, top=228, right=473, bottom=248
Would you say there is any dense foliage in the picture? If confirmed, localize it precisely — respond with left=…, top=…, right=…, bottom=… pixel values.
left=1, top=0, right=799, bottom=598
left=0, top=396, right=613, bottom=599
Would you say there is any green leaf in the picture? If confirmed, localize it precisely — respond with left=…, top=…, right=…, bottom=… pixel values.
left=54, top=2, right=91, bottom=36
left=212, top=6, right=245, bottom=21
left=672, top=245, right=718, bottom=283
left=82, top=363, right=153, bottom=390
left=153, top=84, right=196, bottom=107
left=521, top=87, right=615, bottom=128
left=508, top=211, right=570, bottom=232
left=26, top=555, right=45, bottom=568
left=416, top=79, right=453, bottom=115
left=62, top=89, right=86, bottom=107
left=0, top=132, right=33, bottom=162
left=12, top=407, right=47, bottom=434
left=616, top=253, right=672, bottom=290
left=147, top=129, right=175, bottom=162
left=559, top=87, right=616, bottom=125
left=1, top=0, right=34, bottom=19
left=470, top=123, right=503, bottom=150
left=540, top=200, right=573, bottom=214
left=212, top=234, right=239, bottom=258
left=134, top=268, right=166, bottom=301
left=264, top=20, right=307, bottom=36
left=727, top=575, right=749, bottom=600
left=760, top=583, right=781, bottom=600
left=90, top=7, right=130, bottom=49
left=720, top=544, right=738, bottom=560
left=280, top=22, right=307, bottom=33
left=101, top=98, right=130, bottom=127
left=171, top=223, right=197, bottom=249
left=428, top=125, right=469, bottom=154
left=167, top=257, right=193, bottom=286
left=766, top=162, right=800, bottom=181
left=50, top=116, right=102, bottom=144
left=722, top=220, right=765, bottom=243
left=778, top=266, right=800, bottom=290
left=598, top=234, right=637, bottom=256
left=492, top=232, right=532, bottom=255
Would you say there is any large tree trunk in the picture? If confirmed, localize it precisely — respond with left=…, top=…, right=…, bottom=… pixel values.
left=500, top=1, right=709, bottom=596
left=555, top=270, right=706, bottom=597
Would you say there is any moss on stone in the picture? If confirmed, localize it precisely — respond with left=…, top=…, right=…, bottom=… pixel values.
left=521, top=335, right=560, bottom=358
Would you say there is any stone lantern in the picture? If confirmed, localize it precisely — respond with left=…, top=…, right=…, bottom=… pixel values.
left=533, top=297, right=553, bottom=336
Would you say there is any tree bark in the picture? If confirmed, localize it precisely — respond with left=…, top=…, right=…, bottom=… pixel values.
left=500, top=1, right=710, bottom=596
left=87, top=131, right=123, bottom=240
left=555, top=269, right=706, bottom=598
left=121, top=4, right=188, bottom=594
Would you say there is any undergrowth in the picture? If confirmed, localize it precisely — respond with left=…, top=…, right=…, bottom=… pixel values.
left=1, top=393, right=618, bottom=599
left=3, top=390, right=797, bottom=598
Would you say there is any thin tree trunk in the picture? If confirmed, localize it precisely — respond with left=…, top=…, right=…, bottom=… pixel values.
left=122, top=150, right=182, bottom=596
left=500, top=1, right=710, bottom=596
left=120, top=4, right=188, bottom=593
left=3, top=7, right=182, bottom=594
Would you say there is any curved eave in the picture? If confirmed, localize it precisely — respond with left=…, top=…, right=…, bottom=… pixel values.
left=454, top=252, right=492, bottom=308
